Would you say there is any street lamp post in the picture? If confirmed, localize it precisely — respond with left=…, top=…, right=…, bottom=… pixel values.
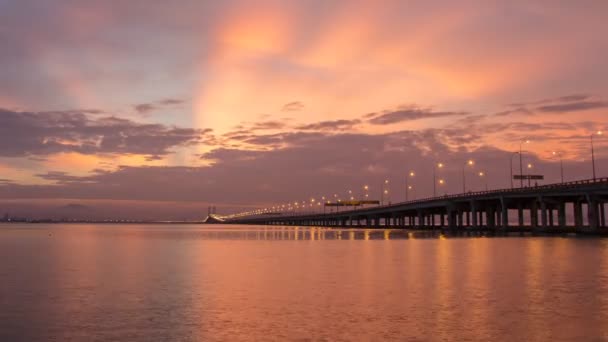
left=591, top=131, right=603, bottom=180
left=552, top=151, right=564, bottom=183
left=333, top=194, right=338, bottom=213
left=381, top=179, right=389, bottom=205
left=406, top=171, right=415, bottom=201
left=479, top=171, right=488, bottom=191
left=519, top=140, right=530, bottom=188
left=510, top=151, right=519, bottom=189
left=462, top=160, right=474, bottom=193
left=433, top=162, right=444, bottom=197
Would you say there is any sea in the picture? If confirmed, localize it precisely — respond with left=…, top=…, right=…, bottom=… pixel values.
left=1, top=224, right=607, bottom=341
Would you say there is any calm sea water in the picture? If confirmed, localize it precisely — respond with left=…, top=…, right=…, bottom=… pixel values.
left=1, top=224, right=608, bottom=341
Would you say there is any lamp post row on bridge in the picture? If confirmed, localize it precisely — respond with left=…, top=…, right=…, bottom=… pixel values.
left=235, top=131, right=605, bottom=218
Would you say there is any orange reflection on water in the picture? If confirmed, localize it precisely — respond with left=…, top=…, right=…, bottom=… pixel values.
left=3, top=225, right=608, bottom=341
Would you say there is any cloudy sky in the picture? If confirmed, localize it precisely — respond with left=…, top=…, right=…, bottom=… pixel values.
left=1, top=0, right=607, bottom=220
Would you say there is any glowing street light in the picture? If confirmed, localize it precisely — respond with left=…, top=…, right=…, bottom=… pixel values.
left=406, top=170, right=415, bottom=201
left=519, top=139, right=531, bottom=188
left=381, top=179, right=389, bottom=205
left=478, top=171, right=488, bottom=191
left=462, top=159, right=474, bottom=193
left=526, top=163, right=534, bottom=187
left=433, top=162, right=444, bottom=197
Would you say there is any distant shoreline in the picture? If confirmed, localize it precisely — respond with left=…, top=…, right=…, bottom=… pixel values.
left=0, top=221, right=206, bottom=224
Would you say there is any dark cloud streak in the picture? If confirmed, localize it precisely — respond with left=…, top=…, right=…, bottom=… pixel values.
left=0, top=108, right=208, bottom=158
left=368, top=106, right=468, bottom=125
left=295, top=119, right=361, bottom=131
left=536, top=100, right=608, bottom=113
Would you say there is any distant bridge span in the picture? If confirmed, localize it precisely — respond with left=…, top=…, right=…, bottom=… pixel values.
left=223, top=178, right=608, bottom=233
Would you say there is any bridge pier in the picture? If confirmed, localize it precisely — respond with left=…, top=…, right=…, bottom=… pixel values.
left=558, top=202, right=566, bottom=228
left=446, top=210, right=454, bottom=229
left=531, top=201, right=539, bottom=228
left=588, top=198, right=600, bottom=230
left=540, top=200, right=548, bottom=228
left=471, top=201, right=478, bottom=228
left=601, top=202, right=606, bottom=228
left=486, top=206, right=496, bottom=229
left=574, top=201, right=583, bottom=228
left=517, top=203, right=524, bottom=228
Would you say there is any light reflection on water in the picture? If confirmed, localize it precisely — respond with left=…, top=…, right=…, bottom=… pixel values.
left=1, top=223, right=608, bottom=341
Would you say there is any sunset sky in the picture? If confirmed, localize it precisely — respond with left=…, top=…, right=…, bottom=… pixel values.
left=1, top=0, right=607, bottom=219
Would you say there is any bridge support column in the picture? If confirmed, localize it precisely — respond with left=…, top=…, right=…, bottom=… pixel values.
left=471, top=201, right=478, bottom=228
left=447, top=211, right=455, bottom=229
left=558, top=202, right=566, bottom=228
left=517, top=203, right=524, bottom=228
left=540, top=200, right=548, bottom=228
left=486, top=206, right=496, bottom=229
left=496, top=210, right=501, bottom=228
left=600, top=202, right=606, bottom=228
left=588, top=199, right=600, bottom=230
left=418, top=211, right=424, bottom=229
left=501, top=198, right=508, bottom=229
left=574, top=201, right=583, bottom=228
left=531, top=201, right=538, bottom=228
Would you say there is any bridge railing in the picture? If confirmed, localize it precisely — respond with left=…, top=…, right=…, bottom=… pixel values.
left=227, top=177, right=608, bottom=221
left=376, top=176, right=608, bottom=208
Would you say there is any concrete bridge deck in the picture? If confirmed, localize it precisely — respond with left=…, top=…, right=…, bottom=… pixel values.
left=224, top=178, right=608, bottom=233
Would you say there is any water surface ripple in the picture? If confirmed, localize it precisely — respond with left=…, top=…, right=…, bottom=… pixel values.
left=1, top=224, right=607, bottom=341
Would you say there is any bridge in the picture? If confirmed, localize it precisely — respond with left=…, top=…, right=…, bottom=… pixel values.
left=222, top=178, right=608, bottom=233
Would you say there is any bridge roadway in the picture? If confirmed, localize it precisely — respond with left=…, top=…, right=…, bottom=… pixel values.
left=225, top=178, right=608, bottom=233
